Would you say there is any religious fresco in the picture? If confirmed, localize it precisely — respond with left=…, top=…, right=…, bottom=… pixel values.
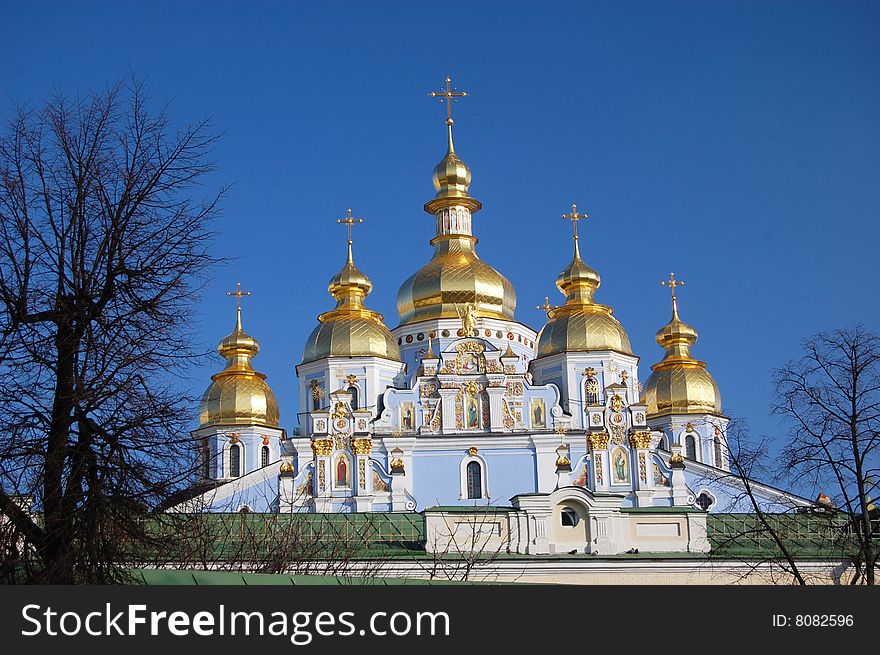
left=401, top=402, right=415, bottom=431
left=530, top=398, right=546, bottom=429
left=335, top=454, right=350, bottom=488
left=611, top=448, right=628, bottom=484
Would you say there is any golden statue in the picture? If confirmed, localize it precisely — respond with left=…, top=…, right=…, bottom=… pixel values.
left=456, top=302, right=479, bottom=337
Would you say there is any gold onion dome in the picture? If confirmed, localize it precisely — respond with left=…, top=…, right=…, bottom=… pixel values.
left=303, top=215, right=401, bottom=364
left=641, top=276, right=722, bottom=417
left=397, top=94, right=516, bottom=325
left=199, top=288, right=280, bottom=428
left=536, top=207, right=632, bottom=357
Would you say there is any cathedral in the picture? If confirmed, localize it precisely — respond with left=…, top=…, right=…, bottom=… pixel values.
left=176, top=79, right=807, bottom=556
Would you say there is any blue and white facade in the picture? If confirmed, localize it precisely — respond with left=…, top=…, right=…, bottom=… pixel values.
left=174, top=99, right=811, bottom=556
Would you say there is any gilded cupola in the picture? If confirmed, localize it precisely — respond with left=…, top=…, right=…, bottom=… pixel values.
left=396, top=77, right=516, bottom=326
left=302, top=211, right=401, bottom=364
left=641, top=273, right=722, bottom=417
left=535, top=205, right=633, bottom=357
left=199, top=285, right=280, bottom=428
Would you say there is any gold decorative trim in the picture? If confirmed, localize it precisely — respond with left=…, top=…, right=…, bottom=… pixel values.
left=587, top=432, right=609, bottom=450
left=467, top=446, right=479, bottom=456
left=629, top=431, right=653, bottom=449
left=311, top=438, right=333, bottom=457
left=351, top=437, right=373, bottom=456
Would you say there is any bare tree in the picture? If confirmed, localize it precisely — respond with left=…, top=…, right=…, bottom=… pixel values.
left=0, top=77, right=223, bottom=583
left=773, top=325, right=879, bottom=584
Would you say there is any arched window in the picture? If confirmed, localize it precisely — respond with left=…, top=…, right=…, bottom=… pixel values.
left=585, top=377, right=600, bottom=406
left=561, top=508, right=579, bottom=527
left=685, top=435, right=697, bottom=461
left=201, top=440, right=211, bottom=478
left=261, top=445, right=270, bottom=468
left=466, top=461, right=482, bottom=499
left=229, top=443, right=241, bottom=478
left=349, top=385, right=359, bottom=410
left=657, top=435, right=668, bottom=451
left=714, top=438, right=723, bottom=468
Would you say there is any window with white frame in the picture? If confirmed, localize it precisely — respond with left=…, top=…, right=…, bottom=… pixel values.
left=685, top=435, right=697, bottom=461
left=229, top=443, right=241, bottom=478
left=466, top=461, right=482, bottom=499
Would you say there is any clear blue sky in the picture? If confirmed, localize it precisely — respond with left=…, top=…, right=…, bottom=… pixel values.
left=3, top=1, right=878, bottom=444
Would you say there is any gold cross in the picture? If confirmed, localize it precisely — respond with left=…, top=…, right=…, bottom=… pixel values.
left=227, top=282, right=251, bottom=310
left=337, top=208, right=364, bottom=243
left=430, top=76, right=468, bottom=124
left=661, top=272, right=684, bottom=301
left=562, top=203, right=590, bottom=240
left=536, top=296, right=556, bottom=315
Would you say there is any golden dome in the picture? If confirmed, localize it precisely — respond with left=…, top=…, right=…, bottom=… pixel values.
left=641, top=286, right=722, bottom=417
left=199, top=299, right=279, bottom=428
left=397, top=235, right=517, bottom=324
left=303, top=230, right=401, bottom=364
left=397, top=115, right=515, bottom=325
left=535, top=216, right=632, bottom=357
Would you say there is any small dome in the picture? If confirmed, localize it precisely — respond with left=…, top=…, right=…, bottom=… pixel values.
left=537, top=309, right=633, bottom=356
left=303, top=231, right=401, bottom=364
left=640, top=290, right=722, bottom=417
left=642, top=365, right=721, bottom=416
left=200, top=375, right=280, bottom=428
left=199, top=305, right=279, bottom=428
left=535, top=225, right=632, bottom=358
left=302, top=315, right=400, bottom=363
left=432, top=149, right=471, bottom=201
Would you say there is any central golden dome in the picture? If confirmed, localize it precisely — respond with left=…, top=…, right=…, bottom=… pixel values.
left=397, top=235, right=517, bottom=324
left=303, top=230, right=401, bottom=364
left=641, top=287, right=722, bottom=417
left=200, top=301, right=279, bottom=428
left=397, top=117, right=516, bottom=325
left=536, top=219, right=632, bottom=357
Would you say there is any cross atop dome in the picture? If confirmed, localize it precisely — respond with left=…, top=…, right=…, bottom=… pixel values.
left=227, top=282, right=251, bottom=310
left=430, top=76, right=468, bottom=126
left=661, top=271, right=684, bottom=300
left=336, top=208, right=364, bottom=244
left=562, top=203, right=590, bottom=240
left=661, top=272, right=685, bottom=317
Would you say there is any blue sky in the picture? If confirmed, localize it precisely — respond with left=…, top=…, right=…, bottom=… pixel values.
left=3, top=1, right=878, bottom=444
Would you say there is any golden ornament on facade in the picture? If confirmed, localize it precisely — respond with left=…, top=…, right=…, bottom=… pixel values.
left=587, top=432, right=609, bottom=450
left=279, top=460, right=294, bottom=475
left=610, top=394, right=625, bottom=412
left=555, top=454, right=572, bottom=468
left=390, top=458, right=406, bottom=473
left=467, top=446, right=479, bottom=456
left=311, top=438, right=333, bottom=457
left=350, top=437, right=373, bottom=456
left=629, top=431, right=653, bottom=449
left=332, top=401, right=348, bottom=420
left=669, top=452, right=684, bottom=465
